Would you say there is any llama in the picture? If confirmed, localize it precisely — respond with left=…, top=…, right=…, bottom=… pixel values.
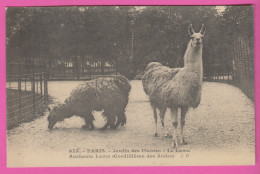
left=142, top=24, right=205, bottom=148
left=47, top=75, right=131, bottom=130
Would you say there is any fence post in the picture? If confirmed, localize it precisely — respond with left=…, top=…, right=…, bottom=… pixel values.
left=44, top=62, right=48, bottom=107
left=18, top=63, right=22, bottom=118
left=40, top=72, right=43, bottom=97
left=25, top=76, right=27, bottom=91
left=32, top=62, right=36, bottom=117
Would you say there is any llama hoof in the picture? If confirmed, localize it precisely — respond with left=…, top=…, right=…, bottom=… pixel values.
left=172, top=141, right=178, bottom=149
left=82, top=125, right=89, bottom=130
left=82, top=124, right=94, bottom=130
left=180, top=139, right=188, bottom=145
left=154, top=133, right=159, bottom=137
left=164, top=134, right=172, bottom=138
left=110, top=125, right=116, bottom=130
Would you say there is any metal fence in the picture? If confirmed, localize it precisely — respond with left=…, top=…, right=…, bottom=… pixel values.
left=204, top=63, right=233, bottom=81
left=232, top=35, right=254, bottom=101
left=6, top=61, right=48, bottom=129
left=202, top=33, right=254, bottom=101
left=48, top=60, right=117, bottom=80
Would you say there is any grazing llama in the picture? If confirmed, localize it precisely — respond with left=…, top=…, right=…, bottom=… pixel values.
left=142, top=24, right=206, bottom=148
left=48, top=75, right=131, bottom=130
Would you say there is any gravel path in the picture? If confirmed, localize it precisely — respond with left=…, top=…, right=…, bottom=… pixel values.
left=7, top=80, right=255, bottom=167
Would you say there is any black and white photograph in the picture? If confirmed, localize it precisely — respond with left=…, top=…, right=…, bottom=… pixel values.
left=6, top=6, right=255, bottom=167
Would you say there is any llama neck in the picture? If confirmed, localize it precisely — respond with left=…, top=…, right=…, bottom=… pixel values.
left=55, top=104, right=74, bottom=121
left=183, top=40, right=203, bottom=80
left=184, top=40, right=202, bottom=65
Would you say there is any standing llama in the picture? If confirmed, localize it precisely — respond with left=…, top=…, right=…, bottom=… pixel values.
left=48, top=75, right=131, bottom=130
left=142, top=24, right=206, bottom=148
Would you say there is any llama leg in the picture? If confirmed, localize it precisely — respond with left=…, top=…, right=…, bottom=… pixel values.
left=89, top=119, right=95, bottom=130
left=115, top=115, right=121, bottom=128
left=115, top=112, right=126, bottom=128
left=102, top=115, right=110, bottom=130
left=170, top=107, right=178, bottom=149
left=180, top=107, right=188, bottom=145
left=83, top=117, right=91, bottom=129
left=82, top=117, right=90, bottom=129
left=89, top=113, right=95, bottom=130
left=102, top=112, right=116, bottom=130
left=109, top=116, right=117, bottom=129
left=152, top=105, right=158, bottom=137
left=121, top=113, right=126, bottom=126
left=83, top=113, right=95, bottom=130
left=159, top=107, right=169, bottom=137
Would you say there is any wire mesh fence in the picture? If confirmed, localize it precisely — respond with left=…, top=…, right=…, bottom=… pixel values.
left=232, top=34, right=254, bottom=101
left=6, top=61, right=48, bottom=129
left=202, top=29, right=254, bottom=101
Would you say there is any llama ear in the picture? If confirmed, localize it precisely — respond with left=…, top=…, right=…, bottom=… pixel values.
left=188, top=24, right=195, bottom=36
left=200, top=24, right=206, bottom=36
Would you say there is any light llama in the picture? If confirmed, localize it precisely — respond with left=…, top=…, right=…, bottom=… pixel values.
left=142, top=24, right=205, bottom=148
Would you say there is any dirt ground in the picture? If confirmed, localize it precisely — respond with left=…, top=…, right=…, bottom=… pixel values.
left=6, top=80, right=255, bottom=167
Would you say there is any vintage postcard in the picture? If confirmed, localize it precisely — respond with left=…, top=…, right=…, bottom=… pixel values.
left=5, top=5, right=255, bottom=167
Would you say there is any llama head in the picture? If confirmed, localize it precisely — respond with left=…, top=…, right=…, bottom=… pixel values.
left=145, top=62, right=162, bottom=71
left=188, top=24, right=206, bottom=48
left=47, top=105, right=59, bottom=130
